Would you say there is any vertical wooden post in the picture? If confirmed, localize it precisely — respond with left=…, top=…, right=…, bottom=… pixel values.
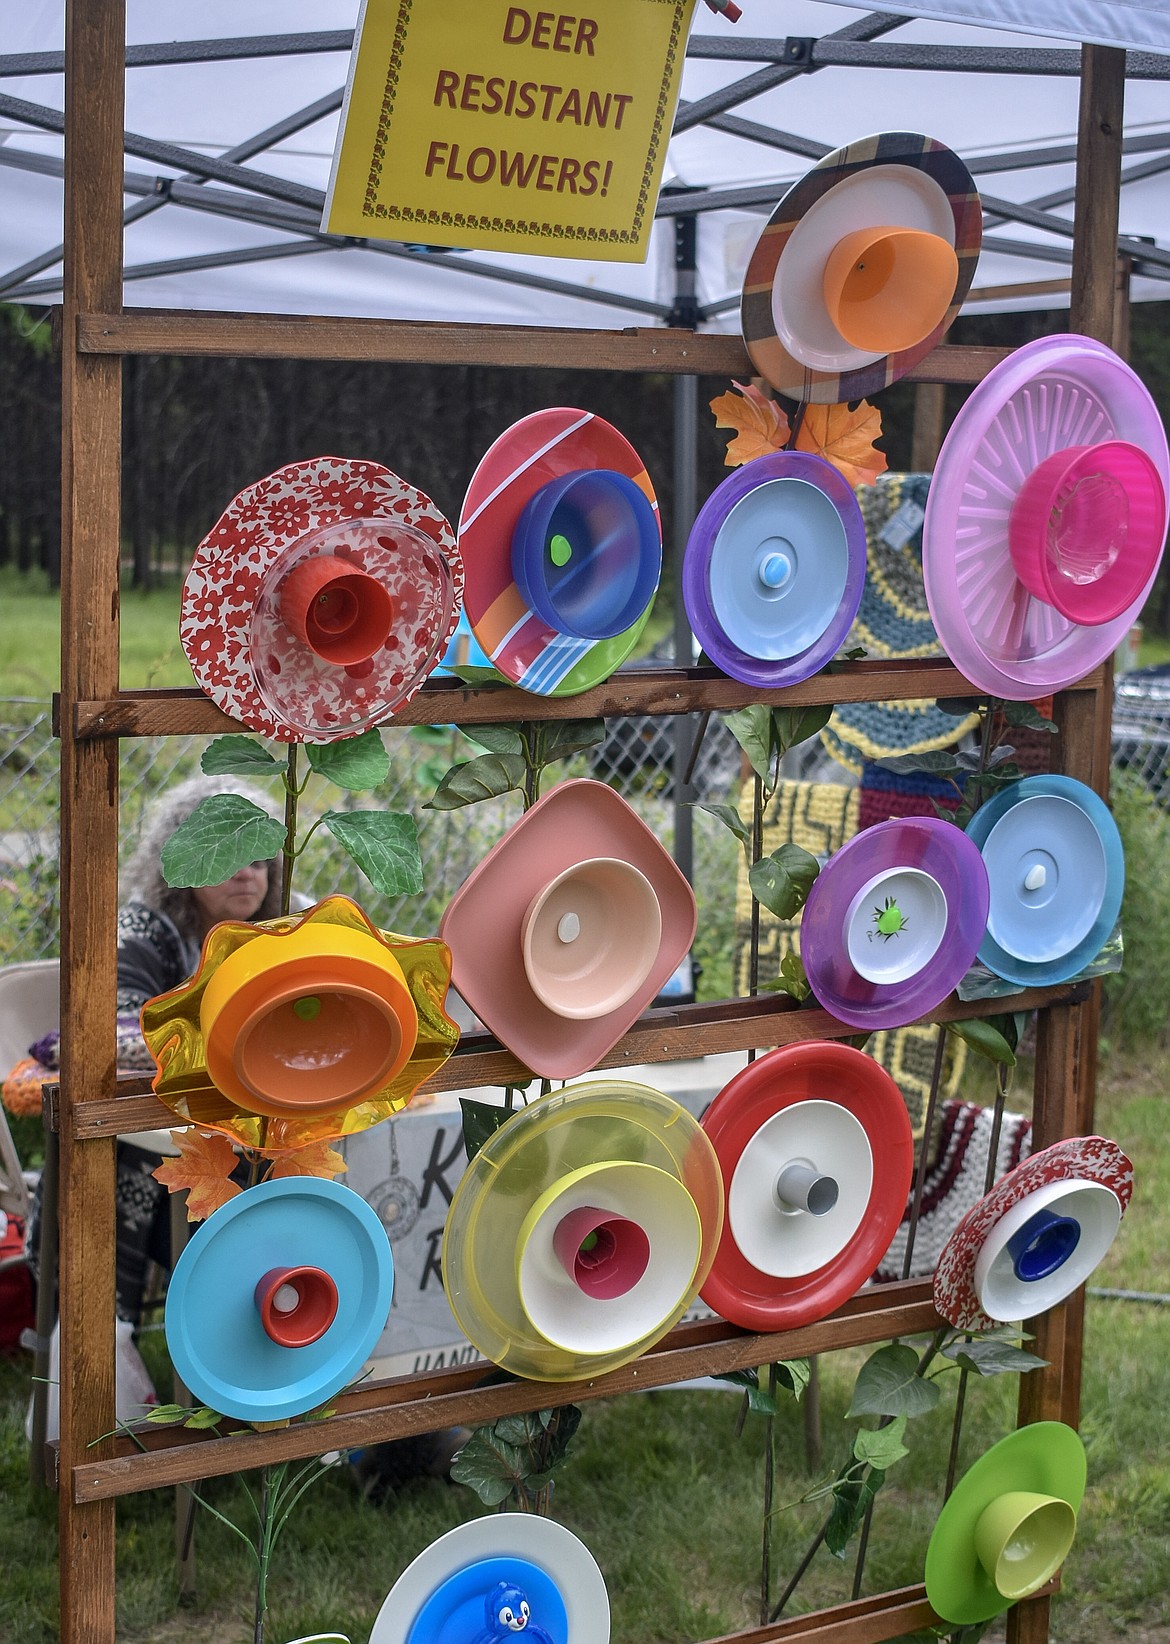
left=59, top=0, right=125, bottom=1639
left=910, top=381, right=946, bottom=472
left=1069, top=45, right=1127, bottom=347
left=1008, top=49, right=1125, bottom=1644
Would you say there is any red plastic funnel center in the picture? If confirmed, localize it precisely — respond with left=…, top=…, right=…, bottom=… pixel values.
left=552, top=1205, right=651, bottom=1300
left=254, top=1264, right=339, bottom=1347
left=280, top=555, right=394, bottom=664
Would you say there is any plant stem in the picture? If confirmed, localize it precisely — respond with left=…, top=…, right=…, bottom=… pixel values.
left=760, top=1364, right=777, bottom=1624
left=280, top=745, right=300, bottom=916
left=253, top=1465, right=274, bottom=1644
left=849, top=1325, right=949, bottom=1600
left=770, top=1515, right=830, bottom=1621
left=522, top=725, right=539, bottom=811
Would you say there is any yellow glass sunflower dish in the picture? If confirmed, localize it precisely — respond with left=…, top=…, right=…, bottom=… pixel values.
left=141, top=895, right=458, bottom=1152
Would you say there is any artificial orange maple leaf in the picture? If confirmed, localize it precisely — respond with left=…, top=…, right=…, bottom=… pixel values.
left=796, top=399, right=889, bottom=489
left=710, top=380, right=791, bottom=467
left=153, top=1130, right=243, bottom=1222
left=268, top=1140, right=347, bottom=1182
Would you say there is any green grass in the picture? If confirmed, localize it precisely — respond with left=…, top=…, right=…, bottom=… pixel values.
left=1, top=1047, right=1167, bottom=1644
left=0, top=567, right=194, bottom=695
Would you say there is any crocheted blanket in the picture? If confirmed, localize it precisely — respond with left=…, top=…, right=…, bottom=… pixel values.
left=876, top=1097, right=1033, bottom=1282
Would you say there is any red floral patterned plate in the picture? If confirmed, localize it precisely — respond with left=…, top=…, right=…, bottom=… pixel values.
left=933, top=1135, right=1133, bottom=1330
left=181, top=457, right=463, bottom=741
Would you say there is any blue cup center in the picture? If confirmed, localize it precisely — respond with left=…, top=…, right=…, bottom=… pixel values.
left=1007, top=1208, right=1082, bottom=1283
left=512, top=468, right=661, bottom=640
left=758, top=542, right=796, bottom=591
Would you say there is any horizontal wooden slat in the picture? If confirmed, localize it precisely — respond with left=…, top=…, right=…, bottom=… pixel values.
left=72, top=660, right=1102, bottom=740
left=72, top=1280, right=941, bottom=1500
left=60, top=980, right=1089, bottom=1138
left=705, top=1585, right=938, bottom=1644
left=76, top=310, right=1012, bottom=383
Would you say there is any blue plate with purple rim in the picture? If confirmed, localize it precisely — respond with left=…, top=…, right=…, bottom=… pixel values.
left=683, top=451, right=866, bottom=687
left=801, top=816, right=990, bottom=1030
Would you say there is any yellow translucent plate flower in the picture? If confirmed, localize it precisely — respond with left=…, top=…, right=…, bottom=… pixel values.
left=141, top=895, right=458, bottom=1151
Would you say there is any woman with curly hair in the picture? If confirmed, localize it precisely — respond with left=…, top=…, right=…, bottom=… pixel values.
left=25, top=774, right=282, bottom=1328
left=110, top=773, right=283, bottom=1323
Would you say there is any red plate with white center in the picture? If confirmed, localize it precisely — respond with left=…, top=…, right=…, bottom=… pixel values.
left=700, top=1042, right=913, bottom=1330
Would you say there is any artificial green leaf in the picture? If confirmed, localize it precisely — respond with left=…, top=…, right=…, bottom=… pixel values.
left=537, top=719, right=606, bottom=765
left=941, top=1340, right=1049, bottom=1376
left=445, top=663, right=511, bottom=687
left=424, top=752, right=528, bottom=810
left=852, top=1415, right=909, bottom=1470
left=492, top=1412, right=545, bottom=1447
left=714, top=1361, right=809, bottom=1411
left=986, top=763, right=1024, bottom=787
left=696, top=802, right=752, bottom=855
left=774, top=1359, right=811, bottom=1402
left=182, top=1407, right=222, bottom=1430
left=307, top=728, right=390, bottom=792
left=449, top=1428, right=529, bottom=1506
left=825, top=1463, right=886, bottom=1557
left=847, top=1343, right=942, bottom=1419
left=878, top=751, right=966, bottom=778
left=458, top=723, right=526, bottom=755
left=160, top=795, right=286, bottom=888
left=460, top=1097, right=515, bottom=1162
left=322, top=810, right=423, bottom=896
left=761, top=951, right=812, bottom=1003
left=540, top=1403, right=582, bottom=1470
left=725, top=705, right=775, bottom=784
left=772, top=703, right=833, bottom=756
left=712, top=1367, right=779, bottom=1416
left=750, top=843, right=820, bottom=920
left=1002, top=700, right=1058, bottom=734
left=200, top=735, right=281, bottom=777
left=145, top=1403, right=192, bottom=1424
left=947, top=1017, right=1017, bottom=1068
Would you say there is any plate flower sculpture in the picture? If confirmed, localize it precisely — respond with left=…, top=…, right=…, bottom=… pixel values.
left=180, top=456, right=465, bottom=741
left=141, top=894, right=458, bottom=1157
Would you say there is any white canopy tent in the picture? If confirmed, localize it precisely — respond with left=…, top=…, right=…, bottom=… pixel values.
left=3, top=0, right=1170, bottom=330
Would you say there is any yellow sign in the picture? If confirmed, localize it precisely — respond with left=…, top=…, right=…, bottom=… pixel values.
left=324, top=0, right=697, bottom=262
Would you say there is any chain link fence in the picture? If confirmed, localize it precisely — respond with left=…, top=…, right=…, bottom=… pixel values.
left=3, top=680, right=1167, bottom=995
left=0, top=698, right=745, bottom=991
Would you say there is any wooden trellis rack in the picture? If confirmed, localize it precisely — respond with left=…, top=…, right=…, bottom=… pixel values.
left=52, top=3, right=1127, bottom=1638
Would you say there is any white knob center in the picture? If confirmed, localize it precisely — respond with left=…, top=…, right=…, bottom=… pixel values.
left=557, top=911, right=581, bottom=944
left=272, top=1283, right=300, bottom=1314
left=1024, top=864, right=1047, bottom=892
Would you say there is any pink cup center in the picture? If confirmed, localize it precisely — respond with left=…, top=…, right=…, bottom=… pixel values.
left=552, top=1206, right=651, bottom=1300
left=254, top=1265, right=339, bottom=1347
